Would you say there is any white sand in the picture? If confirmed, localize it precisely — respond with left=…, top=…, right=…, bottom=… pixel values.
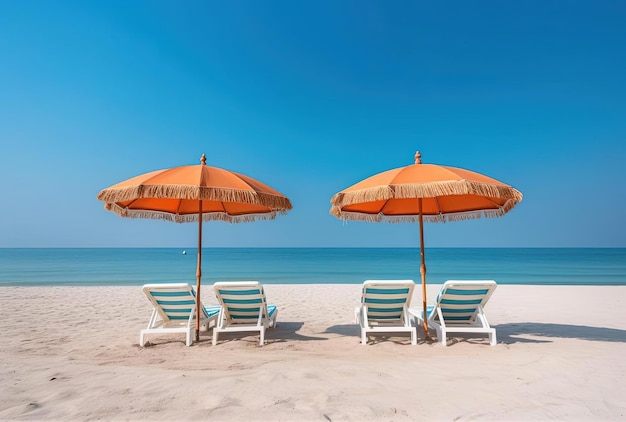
left=1, top=284, right=625, bottom=421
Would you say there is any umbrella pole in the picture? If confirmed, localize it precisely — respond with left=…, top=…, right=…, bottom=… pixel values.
left=418, top=199, right=430, bottom=340
left=195, top=200, right=203, bottom=342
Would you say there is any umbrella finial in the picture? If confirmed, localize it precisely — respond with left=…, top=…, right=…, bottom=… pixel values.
left=415, top=151, right=422, bottom=164
left=200, top=154, right=206, bottom=165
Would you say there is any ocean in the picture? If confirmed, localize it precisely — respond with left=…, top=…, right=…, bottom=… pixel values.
left=0, top=248, right=625, bottom=287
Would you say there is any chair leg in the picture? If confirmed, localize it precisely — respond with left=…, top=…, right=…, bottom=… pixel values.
left=259, top=328, right=265, bottom=346
left=439, top=328, right=447, bottom=346
left=489, top=329, right=497, bottom=346
left=212, top=330, right=218, bottom=346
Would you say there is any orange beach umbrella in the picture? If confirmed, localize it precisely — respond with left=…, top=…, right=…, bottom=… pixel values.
left=330, top=151, right=522, bottom=337
left=97, top=154, right=292, bottom=341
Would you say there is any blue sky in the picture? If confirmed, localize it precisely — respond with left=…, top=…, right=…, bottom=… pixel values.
left=1, top=1, right=625, bottom=248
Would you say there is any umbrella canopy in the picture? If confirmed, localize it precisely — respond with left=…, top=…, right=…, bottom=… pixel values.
left=97, top=154, right=292, bottom=341
left=330, top=151, right=522, bottom=338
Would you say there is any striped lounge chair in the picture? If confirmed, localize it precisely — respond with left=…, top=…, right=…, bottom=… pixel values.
left=355, top=280, right=417, bottom=345
left=212, top=281, right=278, bottom=346
left=412, top=280, right=498, bottom=346
left=140, top=283, right=220, bottom=347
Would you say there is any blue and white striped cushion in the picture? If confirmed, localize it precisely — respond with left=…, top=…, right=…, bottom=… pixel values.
left=217, top=288, right=274, bottom=321
left=150, top=289, right=196, bottom=320
left=364, top=287, right=410, bottom=321
left=436, top=287, right=490, bottom=321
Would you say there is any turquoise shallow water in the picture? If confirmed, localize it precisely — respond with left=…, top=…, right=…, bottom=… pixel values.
left=0, top=248, right=625, bottom=286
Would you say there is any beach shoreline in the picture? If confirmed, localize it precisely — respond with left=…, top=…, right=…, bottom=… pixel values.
left=1, top=284, right=625, bottom=421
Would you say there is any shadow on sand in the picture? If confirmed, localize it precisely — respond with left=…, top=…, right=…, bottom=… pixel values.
left=495, top=322, right=626, bottom=344
left=324, top=324, right=418, bottom=345
left=212, top=322, right=626, bottom=346
left=323, top=324, right=360, bottom=337
left=326, top=322, right=626, bottom=346
left=266, top=321, right=329, bottom=343
left=210, top=321, right=328, bottom=345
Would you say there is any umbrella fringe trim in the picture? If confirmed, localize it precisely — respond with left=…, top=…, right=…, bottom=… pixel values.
left=98, top=186, right=292, bottom=210
left=330, top=181, right=522, bottom=207
left=330, top=199, right=518, bottom=223
left=104, top=203, right=285, bottom=223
